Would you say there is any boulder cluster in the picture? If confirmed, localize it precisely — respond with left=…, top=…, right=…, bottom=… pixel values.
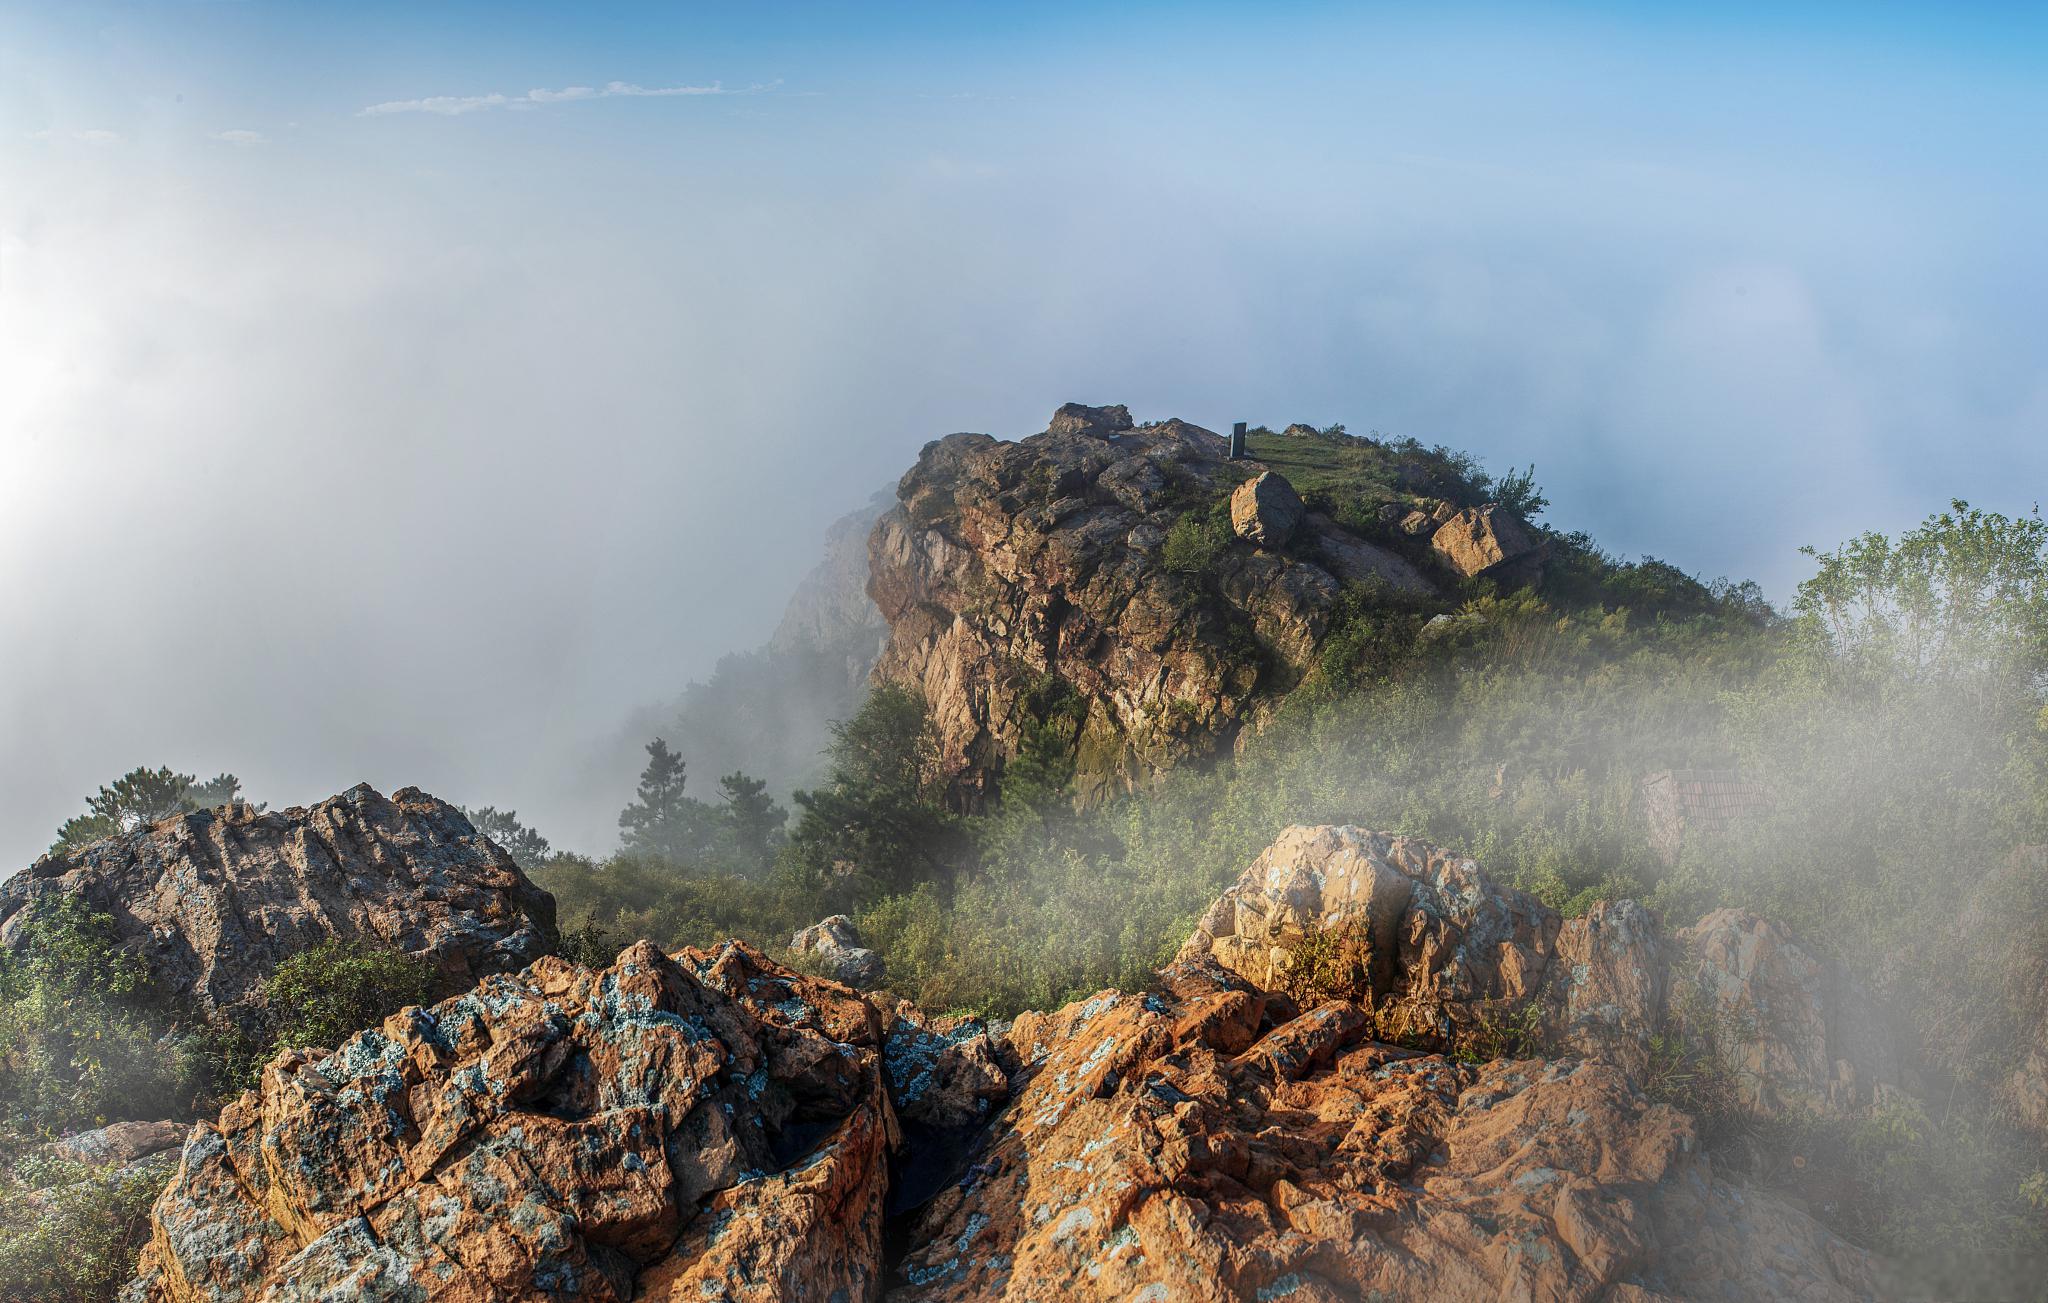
left=117, top=823, right=1906, bottom=1301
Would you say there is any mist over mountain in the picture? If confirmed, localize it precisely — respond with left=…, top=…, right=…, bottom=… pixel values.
left=6, top=5, right=2048, bottom=1300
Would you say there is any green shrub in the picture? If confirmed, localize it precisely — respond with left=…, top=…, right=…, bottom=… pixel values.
left=211, top=939, right=435, bottom=1089
left=0, top=897, right=201, bottom=1135
left=0, top=1149, right=169, bottom=1303
left=1160, top=507, right=1233, bottom=577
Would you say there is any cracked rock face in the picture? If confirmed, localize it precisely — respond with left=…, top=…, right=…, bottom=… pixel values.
left=890, top=956, right=1893, bottom=1302
left=868, top=409, right=1432, bottom=807
left=1430, top=503, right=1540, bottom=579
left=125, top=940, right=903, bottom=1303
left=1177, top=826, right=1899, bottom=1109
left=0, top=784, right=559, bottom=1025
left=116, top=826, right=1905, bottom=1302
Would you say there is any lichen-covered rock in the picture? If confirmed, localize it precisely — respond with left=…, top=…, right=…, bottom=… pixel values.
left=1, top=784, right=558, bottom=1024
left=890, top=956, right=1894, bottom=1301
left=1229, top=471, right=1305, bottom=548
left=1431, top=502, right=1539, bottom=578
left=883, top=1002, right=1010, bottom=1130
left=792, top=914, right=887, bottom=988
left=1673, top=909, right=1908, bottom=1117
left=124, top=940, right=897, bottom=1303
left=1544, top=899, right=1667, bottom=1078
left=868, top=406, right=1432, bottom=807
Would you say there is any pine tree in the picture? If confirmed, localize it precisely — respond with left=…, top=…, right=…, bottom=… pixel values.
left=463, top=806, right=553, bottom=870
left=617, top=740, right=716, bottom=865
left=717, top=771, right=786, bottom=870
left=51, top=767, right=252, bottom=855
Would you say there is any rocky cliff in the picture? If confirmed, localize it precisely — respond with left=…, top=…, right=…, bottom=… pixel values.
left=0, top=783, right=559, bottom=1024
left=867, top=404, right=1542, bottom=807
left=124, top=826, right=1903, bottom=1301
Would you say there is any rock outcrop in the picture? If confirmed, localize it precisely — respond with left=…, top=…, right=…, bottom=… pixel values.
left=117, top=825, right=1907, bottom=1301
left=1177, top=825, right=1656, bottom=1058
left=792, top=914, right=886, bottom=988
left=868, top=407, right=1434, bottom=806
left=126, top=940, right=900, bottom=1303
left=0, top=784, right=558, bottom=1025
left=1178, top=826, right=1899, bottom=1103
left=1673, top=908, right=1908, bottom=1117
left=769, top=488, right=895, bottom=689
left=892, top=956, right=1894, bottom=1301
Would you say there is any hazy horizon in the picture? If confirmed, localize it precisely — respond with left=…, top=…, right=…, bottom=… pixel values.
left=5, top=1, right=2046, bottom=868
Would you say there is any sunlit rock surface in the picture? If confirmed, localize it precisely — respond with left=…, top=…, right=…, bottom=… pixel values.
left=124, top=940, right=898, bottom=1303
left=0, top=784, right=558, bottom=1023
left=116, top=825, right=1905, bottom=1301
left=1430, top=502, right=1541, bottom=580
left=867, top=405, right=1433, bottom=807
left=891, top=955, right=1892, bottom=1301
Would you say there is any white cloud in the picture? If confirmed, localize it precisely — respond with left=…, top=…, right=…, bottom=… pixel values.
left=358, top=80, right=768, bottom=117
left=212, top=129, right=268, bottom=146
left=360, top=93, right=511, bottom=117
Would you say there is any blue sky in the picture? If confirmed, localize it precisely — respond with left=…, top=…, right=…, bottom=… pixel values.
left=2, top=2, right=2044, bottom=862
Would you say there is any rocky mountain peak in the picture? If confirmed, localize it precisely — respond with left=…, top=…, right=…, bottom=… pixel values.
left=867, top=404, right=1531, bottom=808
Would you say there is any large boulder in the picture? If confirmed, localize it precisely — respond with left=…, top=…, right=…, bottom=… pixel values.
left=890, top=956, right=1895, bottom=1302
left=125, top=940, right=897, bottom=1303
left=1045, top=402, right=1134, bottom=438
left=869, top=407, right=1433, bottom=807
left=1177, top=825, right=1566, bottom=1049
left=1431, top=503, right=1539, bottom=579
left=49, top=1120, right=187, bottom=1168
left=0, top=784, right=558, bottom=1025
left=792, top=914, right=886, bottom=988
left=1229, top=471, right=1305, bottom=548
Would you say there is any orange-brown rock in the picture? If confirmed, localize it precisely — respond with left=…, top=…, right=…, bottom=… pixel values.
left=1, top=784, right=558, bottom=1024
left=125, top=940, right=897, bottom=1303
left=890, top=956, right=1894, bottom=1301
left=1229, top=472, right=1305, bottom=548
left=1179, top=826, right=1893, bottom=1103
left=1430, top=503, right=1540, bottom=579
